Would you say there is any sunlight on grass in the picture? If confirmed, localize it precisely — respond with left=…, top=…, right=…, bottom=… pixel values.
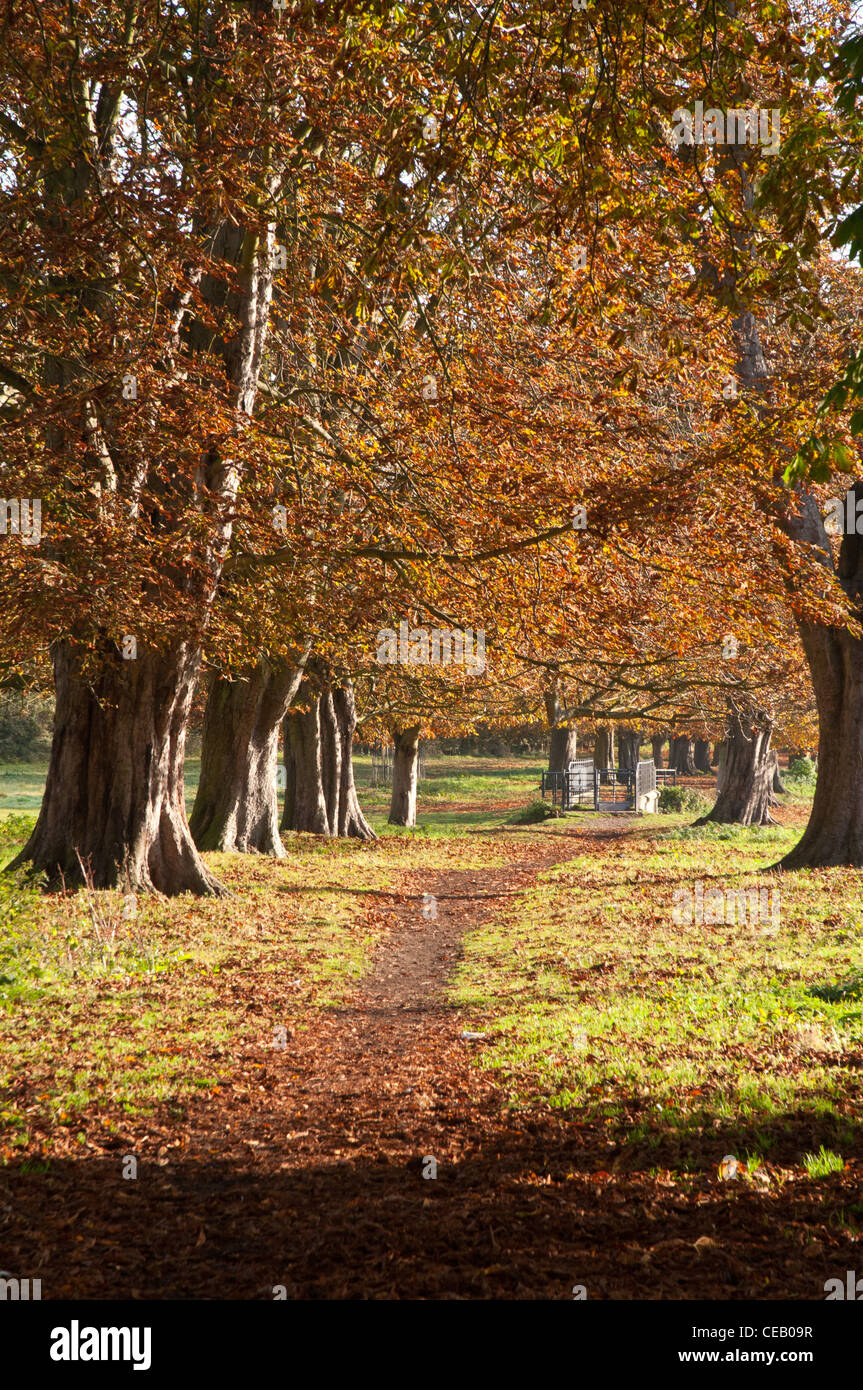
left=451, top=809, right=863, bottom=1170
left=803, top=1145, right=845, bottom=1178
left=0, top=756, right=532, bottom=1153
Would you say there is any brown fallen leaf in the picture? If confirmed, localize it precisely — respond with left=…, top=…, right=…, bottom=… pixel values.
left=694, top=1235, right=720, bottom=1253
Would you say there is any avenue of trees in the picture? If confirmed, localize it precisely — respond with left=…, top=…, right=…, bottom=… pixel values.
left=2, top=0, right=863, bottom=893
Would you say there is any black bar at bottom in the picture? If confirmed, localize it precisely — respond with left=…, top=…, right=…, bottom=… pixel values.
left=5, top=1295, right=856, bottom=1379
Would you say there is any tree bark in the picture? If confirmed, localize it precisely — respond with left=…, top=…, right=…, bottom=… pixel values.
left=617, top=727, right=641, bottom=773
left=670, top=735, right=698, bottom=776
left=548, top=724, right=578, bottom=773
left=389, top=724, right=422, bottom=827
left=651, top=735, right=665, bottom=769
left=281, top=680, right=375, bottom=839
left=778, top=485, right=863, bottom=866
left=593, top=724, right=614, bottom=769
left=320, top=690, right=342, bottom=835
left=694, top=738, right=712, bottom=774
left=282, top=728, right=297, bottom=833
left=716, top=740, right=728, bottom=793
left=281, top=683, right=331, bottom=835
left=189, top=656, right=305, bottom=856
left=696, top=706, right=775, bottom=826
left=544, top=686, right=577, bottom=773
left=333, top=685, right=376, bottom=839
left=771, top=753, right=788, bottom=795
left=11, top=640, right=223, bottom=894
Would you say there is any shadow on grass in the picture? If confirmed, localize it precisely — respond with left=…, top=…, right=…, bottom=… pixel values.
left=276, top=883, right=526, bottom=902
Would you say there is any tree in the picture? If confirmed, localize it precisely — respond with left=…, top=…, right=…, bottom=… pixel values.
left=617, top=727, right=641, bottom=774
left=281, top=675, right=375, bottom=841
left=4, top=0, right=590, bottom=888
left=695, top=701, right=775, bottom=827
left=389, top=724, right=423, bottom=828
left=189, top=655, right=307, bottom=856
left=4, top=0, right=853, bottom=881
left=694, top=739, right=713, bottom=774
left=545, top=688, right=579, bottom=775
left=0, top=2, right=296, bottom=890
left=670, top=735, right=698, bottom=777
left=594, top=726, right=615, bottom=770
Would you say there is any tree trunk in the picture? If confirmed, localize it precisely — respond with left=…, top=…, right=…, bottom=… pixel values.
left=771, top=753, right=788, bottom=795
left=716, top=740, right=728, bottom=793
left=320, top=690, right=342, bottom=835
left=189, top=657, right=305, bottom=856
left=781, top=631, right=863, bottom=862
left=548, top=724, right=578, bottom=773
left=544, top=686, right=577, bottom=773
left=282, top=730, right=297, bottom=833
left=670, top=735, right=698, bottom=776
left=593, top=724, right=614, bottom=769
left=389, top=724, right=422, bottom=827
left=333, top=685, right=376, bottom=840
left=694, top=738, right=712, bottom=773
left=10, top=640, right=223, bottom=895
left=617, top=727, right=640, bottom=773
left=281, top=683, right=330, bottom=835
left=685, top=140, right=858, bottom=862
left=777, top=485, right=863, bottom=866
left=281, top=681, right=375, bottom=839
left=696, top=706, right=775, bottom=826
left=711, top=741, right=722, bottom=767
left=651, top=735, right=665, bottom=769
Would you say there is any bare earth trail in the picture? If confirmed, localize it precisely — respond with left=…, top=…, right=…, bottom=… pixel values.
left=3, top=821, right=858, bottom=1299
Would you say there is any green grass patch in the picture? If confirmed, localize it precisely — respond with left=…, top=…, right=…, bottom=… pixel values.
left=803, top=1145, right=845, bottom=1178
left=450, top=807, right=863, bottom=1171
left=0, top=758, right=527, bottom=1154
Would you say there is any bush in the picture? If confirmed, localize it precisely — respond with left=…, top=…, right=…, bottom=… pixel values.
left=511, top=799, right=563, bottom=824
left=0, top=813, right=37, bottom=850
left=0, top=695, right=53, bottom=762
left=658, top=785, right=711, bottom=815
left=787, top=756, right=816, bottom=781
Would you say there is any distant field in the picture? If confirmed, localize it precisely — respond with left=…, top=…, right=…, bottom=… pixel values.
left=0, top=753, right=547, bottom=832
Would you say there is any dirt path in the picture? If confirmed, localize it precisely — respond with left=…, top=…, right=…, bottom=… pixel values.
left=3, top=823, right=858, bottom=1299
left=261, top=843, right=568, bottom=1161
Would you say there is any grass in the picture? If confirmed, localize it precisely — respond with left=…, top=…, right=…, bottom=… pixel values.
left=2, top=750, right=843, bottom=1189
left=803, top=1145, right=845, bottom=1178
left=450, top=802, right=863, bottom=1176
left=353, top=753, right=545, bottom=834
left=0, top=752, right=544, bottom=832
left=0, top=759, right=205, bottom=818
left=0, top=756, right=532, bottom=1153
left=0, top=829, right=409, bottom=1149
